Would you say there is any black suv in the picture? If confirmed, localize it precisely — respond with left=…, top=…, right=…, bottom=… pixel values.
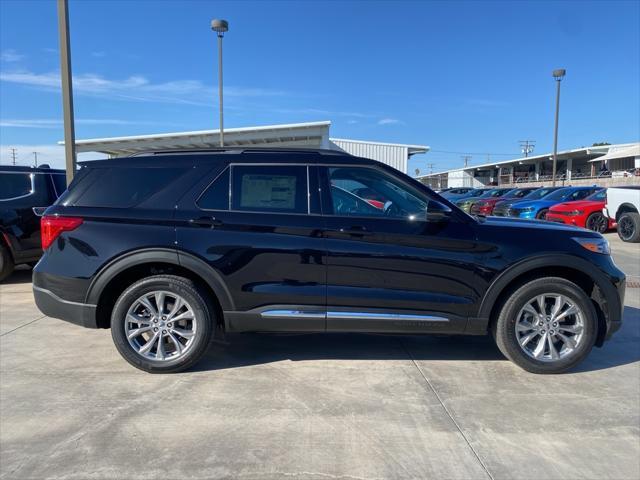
left=33, top=149, right=625, bottom=374
left=1, top=165, right=67, bottom=281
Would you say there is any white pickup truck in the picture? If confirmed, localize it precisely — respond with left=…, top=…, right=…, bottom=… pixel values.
left=603, top=187, right=640, bottom=242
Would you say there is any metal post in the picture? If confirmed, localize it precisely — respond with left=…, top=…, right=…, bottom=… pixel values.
left=57, top=0, right=76, bottom=185
left=218, top=34, right=224, bottom=147
left=551, top=69, right=565, bottom=186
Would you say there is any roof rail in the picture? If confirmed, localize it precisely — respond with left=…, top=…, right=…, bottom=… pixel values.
left=129, top=147, right=347, bottom=157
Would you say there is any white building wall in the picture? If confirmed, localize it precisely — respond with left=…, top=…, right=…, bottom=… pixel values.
left=447, top=169, right=484, bottom=187
left=330, top=139, right=409, bottom=173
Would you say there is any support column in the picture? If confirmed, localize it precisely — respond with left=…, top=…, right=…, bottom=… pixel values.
left=566, top=158, right=573, bottom=181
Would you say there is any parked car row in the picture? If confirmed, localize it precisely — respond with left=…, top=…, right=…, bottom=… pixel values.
left=439, top=184, right=639, bottom=241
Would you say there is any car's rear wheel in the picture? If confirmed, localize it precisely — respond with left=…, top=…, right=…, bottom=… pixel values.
left=617, top=212, right=640, bottom=242
left=585, top=211, right=608, bottom=233
left=111, top=275, right=215, bottom=373
left=0, top=245, right=14, bottom=282
left=536, top=208, right=549, bottom=220
left=493, top=277, right=597, bottom=374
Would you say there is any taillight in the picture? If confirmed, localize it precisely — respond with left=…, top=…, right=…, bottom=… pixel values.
left=41, top=216, right=83, bottom=250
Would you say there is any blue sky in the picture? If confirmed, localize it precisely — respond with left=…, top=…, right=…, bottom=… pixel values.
left=1, top=0, right=638, bottom=173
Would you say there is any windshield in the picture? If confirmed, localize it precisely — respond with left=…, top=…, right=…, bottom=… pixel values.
left=525, top=187, right=558, bottom=200
left=586, top=190, right=606, bottom=201
left=545, top=188, right=575, bottom=201
left=479, top=188, right=511, bottom=198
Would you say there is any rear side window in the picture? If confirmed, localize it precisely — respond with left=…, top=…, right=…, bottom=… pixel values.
left=231, top=165, right=308, bottom=214
left=0, top=173, right=32, bottom=200
left=197, top=168, right=230, bottom=210
left=68, top=167, right=188, bottom=208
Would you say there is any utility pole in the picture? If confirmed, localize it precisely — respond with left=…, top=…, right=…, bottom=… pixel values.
left=33, top=152, right=39, bottom=167
left=462, top=155, right=472, bottom=168
left=519, top=140, right=536, bottom=157
left=57, top=0, right=77, bottom=186
left=10, top=148, right=17, bottom=165
left=425, top=163, right=435, bottom=175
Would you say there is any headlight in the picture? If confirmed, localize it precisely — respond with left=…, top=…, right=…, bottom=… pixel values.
left=567, top=210, right=584, bottom=216
left=572, top=237, right=610, bottom=255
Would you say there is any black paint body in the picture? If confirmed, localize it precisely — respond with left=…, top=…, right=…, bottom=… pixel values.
left=32, top=151, right=625, bottom=343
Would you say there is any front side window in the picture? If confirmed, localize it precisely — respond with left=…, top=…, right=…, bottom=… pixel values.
left=0, top=173, right=32, bottom=200
left=231, top=165, right=308, bottom=214
left=328, top=167, right=427, bottom=219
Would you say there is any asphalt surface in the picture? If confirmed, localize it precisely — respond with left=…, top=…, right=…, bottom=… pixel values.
left=1, top=233, right=638, bottom=480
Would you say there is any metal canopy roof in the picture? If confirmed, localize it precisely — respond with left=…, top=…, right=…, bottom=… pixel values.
left=66, top=121, right=333, bottom=157
left=587, top=143, right=640, bottom=162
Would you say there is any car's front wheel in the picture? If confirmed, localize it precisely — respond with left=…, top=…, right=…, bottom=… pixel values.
left=111, top=275, right=215, bottom=373
left=536, top=208, right=549, bottom=220
left=585, top=211, right=608, bottom=233
left=493, top=277, right=597, bottom=374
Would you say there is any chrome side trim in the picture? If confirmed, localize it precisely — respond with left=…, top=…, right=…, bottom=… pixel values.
left=261, top=309, right=326, bottom=319
left=259, top=309, right=449, bottom=322
left=327, top=311, right=449, bottom=322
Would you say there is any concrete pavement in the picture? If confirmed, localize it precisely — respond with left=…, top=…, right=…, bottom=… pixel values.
left=0, top=234, right=638, bottom=479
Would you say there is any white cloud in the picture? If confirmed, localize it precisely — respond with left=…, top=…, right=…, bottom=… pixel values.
left=0, top=144, right=104, bottom=169
left=0, top=118, right=174, bottom=128
left=1, top=49, right=24, bottom=62
left=377, top=118, right=402, bottom=125
left=347, top=119, right=358, bottom=124
left=91, top=51, right=106, bottom=58
left=0, top=70, right=287, bottom=106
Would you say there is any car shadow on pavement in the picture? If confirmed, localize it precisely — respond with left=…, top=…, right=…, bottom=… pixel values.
left=191, top=305, right=640, bottom=374
left=1, top=267, right=32, bottom=285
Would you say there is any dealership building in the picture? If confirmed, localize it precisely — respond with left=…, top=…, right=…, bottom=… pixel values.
left=70, top=121, right=429, bottom=174
left=416, top=142, right=640, bottom=189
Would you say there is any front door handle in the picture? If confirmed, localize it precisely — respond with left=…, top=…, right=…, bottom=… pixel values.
left=190, top=216, right=223, bottom=228
left=338, top=226, right=373, bottom=237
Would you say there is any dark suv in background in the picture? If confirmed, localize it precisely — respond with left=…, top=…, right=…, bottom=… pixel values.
left=33, top=149, right=625, bottom=374
left=0, top=165, right=66, bottom=281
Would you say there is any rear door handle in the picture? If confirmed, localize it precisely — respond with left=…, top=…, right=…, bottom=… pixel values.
left=190, top=216, right=223, bottom=228
left=338, top=226, right=373, bottom=237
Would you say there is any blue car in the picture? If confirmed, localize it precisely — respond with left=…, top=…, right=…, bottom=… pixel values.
left=509, top=186, right=602, bottom=220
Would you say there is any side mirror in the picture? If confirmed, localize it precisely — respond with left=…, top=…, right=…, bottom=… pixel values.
left=425, top=200, right=452, bottom=222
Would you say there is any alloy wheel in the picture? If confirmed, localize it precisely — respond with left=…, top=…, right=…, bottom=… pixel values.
left=515, top=294, right=585, bottom=362
left=619, top=216, right=635, bottom=240
left=125, top=290, right=197, bottom=362
left=586, top=213, right=607, bottom=233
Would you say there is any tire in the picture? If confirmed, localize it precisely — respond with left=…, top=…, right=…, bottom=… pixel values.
left=0, top=245, right=14, bottom=283
left=585, top=212, right=608, bottom=233
left=617, top=212, right=640, bottom=243
left=492, top=277, right=597, bottom=374
left=536, top=208, right=549, bottom=220
left=111, top=275, right=215, bottom=373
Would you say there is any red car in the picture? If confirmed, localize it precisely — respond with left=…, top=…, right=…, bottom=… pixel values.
left=545, top=189, right=615, bottom=233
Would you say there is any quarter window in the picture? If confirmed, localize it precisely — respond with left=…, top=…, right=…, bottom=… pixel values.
left=231, top=165, right=308, bottom=214
left=0, top=173, right=32, bottom=200
left=197, top=168, right=230, bottom=210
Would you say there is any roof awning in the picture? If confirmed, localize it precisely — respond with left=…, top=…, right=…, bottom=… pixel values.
left=589, top=144, right=640, bottom=162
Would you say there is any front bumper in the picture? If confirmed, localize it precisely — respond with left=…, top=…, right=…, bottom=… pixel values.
left=32, top=285, right=98, bottom=328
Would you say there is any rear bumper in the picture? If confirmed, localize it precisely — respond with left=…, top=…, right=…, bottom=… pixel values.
left=32, top=285, right=98, bottom=328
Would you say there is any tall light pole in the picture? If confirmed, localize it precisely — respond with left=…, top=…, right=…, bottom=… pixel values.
left=57, top=0, right=77, bottom=185
left=551, top=68, right=566, bottom=187
left=211, top=19, right=229, bottom=147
